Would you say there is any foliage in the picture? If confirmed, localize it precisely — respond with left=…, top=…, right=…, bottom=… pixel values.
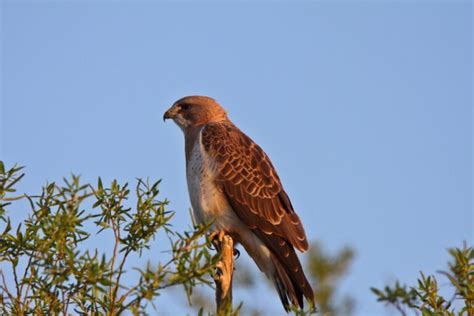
left=306, top=241, right=355, bottom=316
left=0, top=161, right=219, bottom=315
left=371, top=243, right=474, bottom=316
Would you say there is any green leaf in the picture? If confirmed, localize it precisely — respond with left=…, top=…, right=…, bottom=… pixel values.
left=370, top=287, right=384, bottom=297
left=98, top=177, right=103, bottom=191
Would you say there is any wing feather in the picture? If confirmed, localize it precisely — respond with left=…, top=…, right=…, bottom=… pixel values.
left=201, top=121, right=309, bottom=252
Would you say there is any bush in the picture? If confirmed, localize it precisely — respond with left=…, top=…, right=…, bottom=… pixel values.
left=371, top=243, right=474, bottom=316
left=0, top=161, right=218, bottom=315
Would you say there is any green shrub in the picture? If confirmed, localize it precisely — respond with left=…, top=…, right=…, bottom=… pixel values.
left=0, top=161, right=218, bottom=315
left=371, top=243, right=473, bottom=316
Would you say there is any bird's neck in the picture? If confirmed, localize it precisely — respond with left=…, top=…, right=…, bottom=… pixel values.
left=184, top=125, right=203, bottom=163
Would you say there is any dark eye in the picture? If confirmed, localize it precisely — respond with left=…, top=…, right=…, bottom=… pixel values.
left=180, top=103, right=191, bottom=111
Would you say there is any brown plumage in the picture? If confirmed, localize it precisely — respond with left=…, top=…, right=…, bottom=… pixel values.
left=164, top=96, right=314, bottom=311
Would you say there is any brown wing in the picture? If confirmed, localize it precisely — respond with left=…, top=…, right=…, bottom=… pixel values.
left=201, top=121, right=309, bottom=252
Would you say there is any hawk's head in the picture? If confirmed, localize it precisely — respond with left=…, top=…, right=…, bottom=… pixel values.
left=163, top=96, right=228, bottom=130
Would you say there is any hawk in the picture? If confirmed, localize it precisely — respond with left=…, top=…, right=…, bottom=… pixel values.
left=163, top=96, right=314, bottom=311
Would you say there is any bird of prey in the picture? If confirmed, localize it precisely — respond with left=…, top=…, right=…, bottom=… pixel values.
left=163, top=96, right=314, bottom=311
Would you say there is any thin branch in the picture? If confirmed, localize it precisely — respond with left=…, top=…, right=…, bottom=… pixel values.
left=19, top=250, right=34, bottom=299
left=110, top=218, right=120, bottom=274
left=11, top=261, right=22, bottom=313
left=112, top=249, right=131, bottom=308
left=108, top=217, right=120, bottom=315
left=0, top=270, right=16, bottom=305
left=22, top=268, right=35, bottom=313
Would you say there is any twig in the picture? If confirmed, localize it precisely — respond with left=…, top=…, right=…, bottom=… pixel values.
left=108, top=217, right=120, bottom=315
left=0, top=270, right=16, bottom=306
left=11, top=261, right=22, bottom=313
left=19, top=251, right=35, bottom=311
left=112, top=249, right=131, bottom=307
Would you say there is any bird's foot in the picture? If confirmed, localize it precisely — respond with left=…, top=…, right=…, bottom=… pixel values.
left=209, top=230, right=226, bottom=252
left=209, top=231, right=240, bottom=259
left=233, top=248, right=240, bottom=260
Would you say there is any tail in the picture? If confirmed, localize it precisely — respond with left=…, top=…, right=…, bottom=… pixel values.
left=254, top=231, right=315, bottom=312
left=271, top=251, right=314, bottom=312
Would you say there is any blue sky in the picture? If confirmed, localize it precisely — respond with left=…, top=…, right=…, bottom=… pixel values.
left=1, top=1, right=472, bottom=315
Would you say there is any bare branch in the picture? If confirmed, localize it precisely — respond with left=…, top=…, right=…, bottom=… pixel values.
left=214, top=234, right=234, bottom=315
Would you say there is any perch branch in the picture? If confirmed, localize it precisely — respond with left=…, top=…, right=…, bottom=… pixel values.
left=213, top=234, right=234, bottom=315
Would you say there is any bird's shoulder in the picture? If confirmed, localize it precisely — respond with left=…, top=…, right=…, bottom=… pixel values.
left=200, top=120, right=282, bottom=198
left=200, top=121, right=238, bottom=151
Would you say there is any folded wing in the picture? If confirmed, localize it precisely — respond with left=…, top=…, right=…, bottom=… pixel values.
left=201, top=121, right=314, bottom=310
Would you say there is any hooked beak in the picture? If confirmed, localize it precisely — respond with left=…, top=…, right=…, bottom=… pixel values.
left=163, top=107, right=178, bottom=122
